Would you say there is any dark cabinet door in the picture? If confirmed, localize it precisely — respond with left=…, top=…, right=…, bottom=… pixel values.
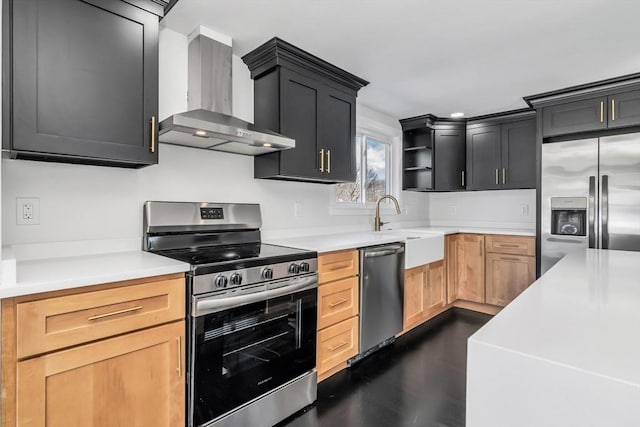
left=8, top=0, right=158, bottom=166
left=466, top=125, right=501, bottom=190
left=278, top=69, right=322, bottom=180
left=542, top=97, right=606, bottom=137
left=608, top=90, right=640, bottom=129
left=434, top=128, right=466, bottom=191
left=501, top=119, right=536, bottom=189
left=321, top=87, right=356, bottom=182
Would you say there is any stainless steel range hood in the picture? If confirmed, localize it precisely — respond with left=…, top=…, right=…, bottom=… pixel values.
left=159, top=31, right=295, bottom=155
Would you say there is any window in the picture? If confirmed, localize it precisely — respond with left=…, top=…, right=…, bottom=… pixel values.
left=336, top=135, right=392, bottom=204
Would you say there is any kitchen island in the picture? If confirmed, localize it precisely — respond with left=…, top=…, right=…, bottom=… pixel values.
left=467, top=249, right=640, bottom=426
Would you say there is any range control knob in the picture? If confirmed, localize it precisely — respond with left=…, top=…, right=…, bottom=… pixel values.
left=262, top=267, right=274, bottom=280
left=288, top=263, right=300, bottom=274
left=299, top=262, right=310, bottom=273
left=214, top=275, right=228, bottom=288
left=229, top=273, right=243, bottom=286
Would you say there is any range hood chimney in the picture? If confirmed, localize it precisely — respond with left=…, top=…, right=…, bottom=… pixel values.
left=158, top=28, right=295, bottom=155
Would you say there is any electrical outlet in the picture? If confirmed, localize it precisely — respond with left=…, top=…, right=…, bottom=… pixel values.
left=294, top=201, right=303, bottom=218
left=17, top=198, right=40, bottom=225
left=447, top=205, right=457, bottom=216
left=520, top=204, right=529, bottom=216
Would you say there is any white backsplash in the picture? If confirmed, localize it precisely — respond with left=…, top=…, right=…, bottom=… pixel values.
left=425, top=189, right=536, bottom=229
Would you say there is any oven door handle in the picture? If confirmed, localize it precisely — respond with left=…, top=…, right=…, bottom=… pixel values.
left=193, top=275, right=318, bottom=317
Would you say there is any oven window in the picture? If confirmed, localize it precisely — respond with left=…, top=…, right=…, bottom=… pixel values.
left=192, top=288, right=316, bottom=426
left=218, top=299, right=302, bottom=378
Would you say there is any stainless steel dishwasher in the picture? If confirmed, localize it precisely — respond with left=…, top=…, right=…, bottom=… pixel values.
left=358, top=243, right=405, bottom=358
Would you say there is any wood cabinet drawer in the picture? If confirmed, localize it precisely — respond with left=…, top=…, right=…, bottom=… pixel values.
left=16, top=277, right=185, bottom=359
left=317, top=316, right=359, bottom=374
left=485, top=235, right=535, bottom=256
left=318, top=277, right=359, bottom=330
left=318, top=250, right=359, bottom=283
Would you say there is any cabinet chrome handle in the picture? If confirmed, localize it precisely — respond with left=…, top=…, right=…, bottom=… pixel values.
left=329, top=298, right=348, bottom=308
left=320, top=149, right=325, bottom=172
left=495, top=169, right=499, bottom=185
left=150, top=116, right=156, bottom=153
left=326, top=150, right=331, bottom=174
left=88, top=305, right=143, bottom=321
left=502, top=168, right=506, bottom=185
left=461, top=171, right=465, bottom=187
left=177, top=336, right=182, bottom=377
left=611, top=99, right=616, bottom=121
left=600, top=101, right=604, bottom=123
left=329, top=341, right=348, bottom=352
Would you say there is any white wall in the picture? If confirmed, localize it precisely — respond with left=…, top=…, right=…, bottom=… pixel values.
left=426, top=189, right=536, bottom=229
left=1, top=27, right=428, bottom=250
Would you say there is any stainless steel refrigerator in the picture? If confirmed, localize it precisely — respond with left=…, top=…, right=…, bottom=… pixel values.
left=541, top=133, right=640, bottom=274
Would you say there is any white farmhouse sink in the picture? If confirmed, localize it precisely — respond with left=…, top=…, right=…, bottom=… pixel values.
left=381, top=231, right=444, bottom=269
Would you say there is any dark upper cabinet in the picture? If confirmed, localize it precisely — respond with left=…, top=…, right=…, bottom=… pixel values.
left=531, top=76, right=640, bottom=137
left=3, top=0, right=160, bottom=167
left=501, top=119, right=536, bottom=189
left=542, top=97, right=607, bottom=137
left=399, top=116, right=465, bottom=191
left=608, top=89, right=640, bottom=129
left=434, top=125, right=466, bottom=191
left=467, top=116, right=536, bottom=191
left=466, top=125, right=501, bottom=190
left=243, top=38, right=368, bottom=184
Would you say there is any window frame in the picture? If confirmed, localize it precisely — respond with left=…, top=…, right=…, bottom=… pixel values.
left=331, top=130, right=402, bottom=214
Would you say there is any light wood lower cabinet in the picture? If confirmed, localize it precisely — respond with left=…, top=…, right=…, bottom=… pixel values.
left=403, top=260, right=445, bottom=332
left=485, top=235, right=536, bottom=307
left=316, top=316, right=359, bottom=376
left=316, top=249, right=359, bottom=381
left=16, top=321, right=185, bottom=427
left=447, top=234, right=536, bottom=308
left=1, top=273, right=186, bottom=427
left=485, top=254, right=535, bottom=306
left=447, top=234, right=485, bottom=304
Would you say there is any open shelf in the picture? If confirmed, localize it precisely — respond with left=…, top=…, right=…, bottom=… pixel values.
left=403, top=168, right=432, bottom=191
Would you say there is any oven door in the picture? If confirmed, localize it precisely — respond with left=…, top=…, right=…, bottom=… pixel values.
left=190, top=283, right=317, bottom=427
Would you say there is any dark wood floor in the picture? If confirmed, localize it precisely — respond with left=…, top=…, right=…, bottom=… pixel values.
left=279, top=309, right=492, bottom=427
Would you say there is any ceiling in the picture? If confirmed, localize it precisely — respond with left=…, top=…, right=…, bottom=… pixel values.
left=162, top=0, right=640, bottom=120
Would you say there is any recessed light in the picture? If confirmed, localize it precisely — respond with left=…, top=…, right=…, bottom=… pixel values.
left=263, top=143, right=272, bottom=147
left=450, top=112, right=465, bottom=118
left=195, top=130, right=207, bottom=136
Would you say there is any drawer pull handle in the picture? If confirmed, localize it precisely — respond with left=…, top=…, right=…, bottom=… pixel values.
left=328, top=263, right=349, bottom=271
left=88, top=305, right=143, bottom=321
left=329, top=341, right=349, bottom=352
left=177, top=336, right=183, bottom=377
left=329, top=298, right=348, bottom=308
left=500, top=257, right=521, bottom=262
left=497, top=243, right=520, bottom=248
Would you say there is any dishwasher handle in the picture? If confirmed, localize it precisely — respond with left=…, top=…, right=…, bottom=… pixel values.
left=363, top=245, right=405, bottom=258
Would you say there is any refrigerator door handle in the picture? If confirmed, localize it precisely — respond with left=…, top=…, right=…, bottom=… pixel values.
left=601, top=175, right=609, bottom=249
left=588, top=176, right=597, bottom=249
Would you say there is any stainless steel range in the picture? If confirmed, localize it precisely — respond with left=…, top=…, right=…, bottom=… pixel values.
left=143, top=202, right=318, bottom=427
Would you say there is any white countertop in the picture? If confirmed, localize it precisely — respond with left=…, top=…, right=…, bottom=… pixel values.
left=267, top=226, right=534, bottom=254
left=471, top=248, right=640, bottom=384
left=396, top=225, right=535, bottom=237
left=467, top=248, right=640, bottom=426
left=0, top=251, right=190, bottom=298
left=267, top=232, right=407, bottom=253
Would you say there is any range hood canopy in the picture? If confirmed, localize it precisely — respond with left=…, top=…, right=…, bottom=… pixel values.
left=159, top=29, right=295, bottom=155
